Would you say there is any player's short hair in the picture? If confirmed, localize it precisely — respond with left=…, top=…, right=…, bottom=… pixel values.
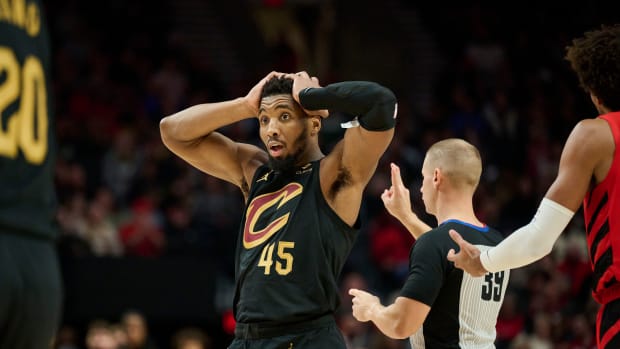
left=425, top=138, right=482, bottom=190
left=565, top=24, right=620, bottom=111
left=261, top=76, right=293, bottom=99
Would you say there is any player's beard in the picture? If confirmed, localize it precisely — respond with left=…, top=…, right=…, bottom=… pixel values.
left=268, top=124, right=309, bottom=174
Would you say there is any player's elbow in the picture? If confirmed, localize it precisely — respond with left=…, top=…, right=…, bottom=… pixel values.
left=528, top=243, right=554, bottom=261
left=369, top=82, right=396, bottom=105
left=159, top=116, right=174, bottom=141
left=160, top=115, right=185, bottom=148
left=526, top=226, right=556, bottom=261
left=389, top=318, right=417, bottom=339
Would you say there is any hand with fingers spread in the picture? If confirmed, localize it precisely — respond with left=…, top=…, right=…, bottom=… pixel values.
left=381, top=163, right=432, bottom=239
left=446, top=229, right=488, bottom=277
left=349, top=288, right=380, bottom=322
left=244, top=71, right=284, bottom=115
left=288, top=71, right=329, bottom=118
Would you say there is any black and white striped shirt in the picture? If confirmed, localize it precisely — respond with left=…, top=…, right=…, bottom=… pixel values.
left=401, top=220, right=510, bottom=349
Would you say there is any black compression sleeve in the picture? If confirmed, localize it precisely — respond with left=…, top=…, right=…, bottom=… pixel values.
left=298, top=81, right=397, bottom=131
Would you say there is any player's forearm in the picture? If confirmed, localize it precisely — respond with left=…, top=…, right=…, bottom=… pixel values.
left=397, top=211, right=432, bottom=239
left=481, top=198, right=574, bottom=272
left=299, top=81, right=397, bottom=131
left=160, top=98, right=254, bottom=143
left=369, top=303, right=414, bottom=339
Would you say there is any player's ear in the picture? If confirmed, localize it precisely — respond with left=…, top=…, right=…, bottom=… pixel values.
left=590, top=92, right=605, bottom=109
left=433, top=168, right=441, bottom=189
left=310, top=117, right=321, bottom=136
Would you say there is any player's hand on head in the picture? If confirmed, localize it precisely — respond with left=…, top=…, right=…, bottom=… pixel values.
left=244, top=71, right=283, bottom=115
left=348, top=288, right=379, bottom=322
left=381, top=163, right=414, bottom=221
left=447, top=229, right=487, bottom=277
left=288, top=71, right=329, bottom=119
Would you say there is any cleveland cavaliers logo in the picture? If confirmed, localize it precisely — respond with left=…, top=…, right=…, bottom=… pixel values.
left=243, top=183, right=303, bottom=249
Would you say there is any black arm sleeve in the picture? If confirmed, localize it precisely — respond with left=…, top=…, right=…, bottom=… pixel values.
left=298, top=81, right=397, bottom=131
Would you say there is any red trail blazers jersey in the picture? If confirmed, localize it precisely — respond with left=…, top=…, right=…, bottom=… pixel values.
left=584, top=112, right=620, bottom=304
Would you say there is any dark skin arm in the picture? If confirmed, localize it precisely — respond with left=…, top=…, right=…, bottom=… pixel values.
left=289, top=72, right=395, bottom=226
left=447, top=117, right=613, bottom=276
left=159, top=72, right=280, bottom=199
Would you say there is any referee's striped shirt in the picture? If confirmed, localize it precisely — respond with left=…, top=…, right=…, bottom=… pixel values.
left=401, top=220, right=510, bottom=349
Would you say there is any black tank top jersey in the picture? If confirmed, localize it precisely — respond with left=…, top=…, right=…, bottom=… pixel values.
left=233, top=160, right=359, bottom=324
left=0, top=0, right=57, bottom=239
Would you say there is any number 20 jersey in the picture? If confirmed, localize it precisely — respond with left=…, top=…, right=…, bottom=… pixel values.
left=233, top=160, right=359, bottom=325
left=0, top=0, right=57, bottom=239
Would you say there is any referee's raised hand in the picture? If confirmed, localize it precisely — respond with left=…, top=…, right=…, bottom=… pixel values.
left=381, top=162, right=431, bottom=239
left=381, top=163, right=411, bottom=221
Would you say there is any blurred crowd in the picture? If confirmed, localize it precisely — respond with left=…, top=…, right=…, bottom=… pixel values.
left=48, top=0, right=615, bottom=348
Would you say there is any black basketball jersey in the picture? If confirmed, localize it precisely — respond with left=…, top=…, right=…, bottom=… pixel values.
left=233, top=160, right=359, bottom=324
left=0, top=0, right=57, bottom=239
left=401, top=220, right=509, bottom=349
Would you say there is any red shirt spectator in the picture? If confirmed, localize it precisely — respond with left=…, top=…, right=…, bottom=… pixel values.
left=119, top=198, right=166, bottom=257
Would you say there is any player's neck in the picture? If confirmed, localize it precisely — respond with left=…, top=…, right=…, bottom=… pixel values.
left=435, top=193, right=482, bottom=227
left=299, top=144, right=324, bottom=164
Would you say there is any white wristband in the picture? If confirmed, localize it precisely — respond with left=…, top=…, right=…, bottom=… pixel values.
left=341, top=117, right=360, bottom=129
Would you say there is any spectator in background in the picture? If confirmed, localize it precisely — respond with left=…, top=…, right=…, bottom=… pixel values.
left=119, top=197, right=166, bottom=257
left=496, top=292, right=526, bottom=349
left=86, top=320, right=121, bottom=349
left=121, top=310, right=158, bottom=349
left=57, top=192, right=89, bottom=241
left=149, top=55, right=189, bottom=116
left=161, top=197, right=200, bottom=256
left=110, top=323, right=129, bottom=349
left=562, top=314, right=596, bottom=349
left=368, top=211, right=414, bottom=293
left=54, top=325, right=80, bottom=349
left=481, top=89, right=524, bottom=169
left=83, top=199, right=123, bottom=257
left=337, top=272, right=373, bottom=349
left=250, top=0, right=311, bottom=72
left=171, top=327, right=212, bottom=349
left=102, top=128, right=143, bottom=207
left=510, top=313, right=553, bottom=349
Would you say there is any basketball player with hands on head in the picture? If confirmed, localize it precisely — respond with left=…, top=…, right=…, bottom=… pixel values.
left=350, top=139, right=509, bottom=348
left=160, top=70, right=397, bottom=348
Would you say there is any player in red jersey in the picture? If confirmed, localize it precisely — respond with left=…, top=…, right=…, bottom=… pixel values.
left=446, top=24, right=620, bottom=349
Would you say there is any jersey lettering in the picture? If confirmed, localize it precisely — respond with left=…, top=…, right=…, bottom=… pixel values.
left=257, top=241, right=295, bottom=275
left=0, top=47, right=48, bottom=164
left=481, top=271, right=505, bottom=302
left=0, top=0, right=41, bottom=36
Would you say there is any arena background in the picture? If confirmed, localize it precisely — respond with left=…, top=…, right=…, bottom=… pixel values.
left=48, top=1, right=618, bottom=348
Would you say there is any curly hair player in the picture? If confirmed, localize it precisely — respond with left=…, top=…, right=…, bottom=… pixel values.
left=446, top=24, right=620, bottom=349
